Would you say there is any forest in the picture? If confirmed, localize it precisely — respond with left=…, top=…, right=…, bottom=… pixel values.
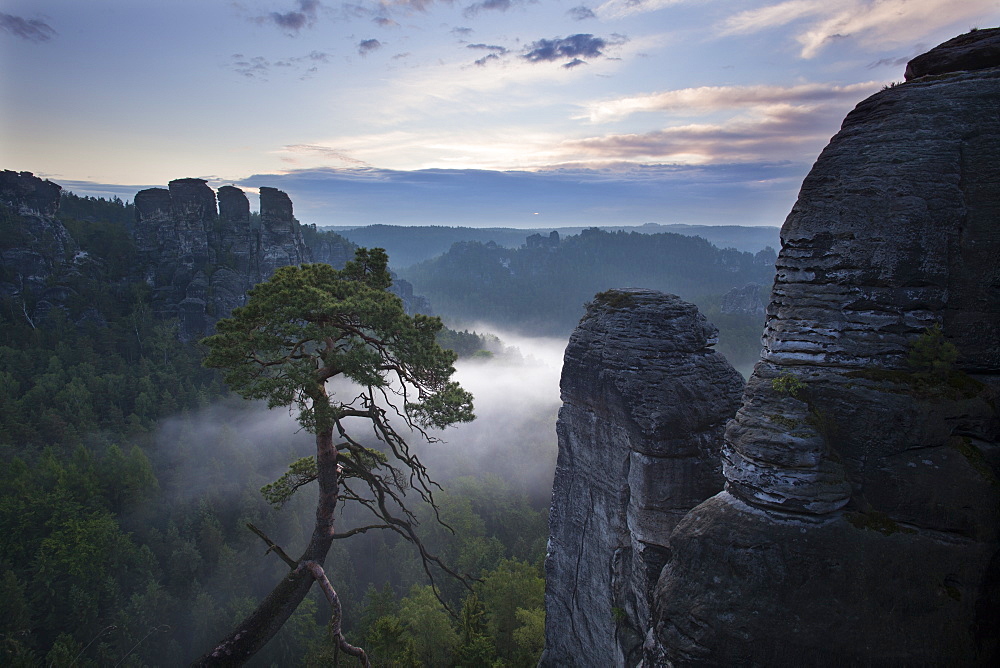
left=0, top=193, right=549, bottom=667
left=401, top=229, right=773, bottom=374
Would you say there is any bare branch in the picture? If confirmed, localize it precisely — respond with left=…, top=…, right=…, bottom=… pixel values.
left=247, top=523, right=297, bottom=569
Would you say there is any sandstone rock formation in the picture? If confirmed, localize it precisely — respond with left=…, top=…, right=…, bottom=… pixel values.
left=0, top=171, right=79, bottom=322
left=543, top=29, right=999, bottom=667
left=541, top=289, right=744, bottom=666
left=720, top=283, right=766, bottom=317
left=645, top=30, right=1000, bottom=665
left=134, top=179, right=314, bottom=340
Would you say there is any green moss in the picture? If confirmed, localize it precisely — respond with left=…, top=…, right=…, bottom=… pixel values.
left=846, top=510, right=914, bottom=536
left=611, top=607, right=627, bottom=623
left=949, top=436, right=999, bottom=487
left=767, top=413, right=801, bottom=430
left=944, top=585, right=962, bottom=602
left=592, top=290, right=636, bottom=310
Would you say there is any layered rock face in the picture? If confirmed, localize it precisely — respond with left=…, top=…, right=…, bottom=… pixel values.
left=1, top=171, right=74, bottom=293
left=541, top=290, right=744, bottom=666
left=134, top=179, right=313, bottom=340
left=646, top=30, right=1000, bottom=665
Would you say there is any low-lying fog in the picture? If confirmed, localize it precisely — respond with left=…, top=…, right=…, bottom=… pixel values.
left=151, top=328, right=567, bottom=509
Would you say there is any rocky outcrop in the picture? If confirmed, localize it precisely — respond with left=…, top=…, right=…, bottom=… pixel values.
left=134, top=179, right=312, bottom=340
left=720, top=283, right=766, bottom=317
left=905, top=26, right=1000, bottom=80
left=645, top=30, right=1000, bottom=665
left=0, top=171, right=80, bottom=321
left=541, top=289, right=744, bottom=666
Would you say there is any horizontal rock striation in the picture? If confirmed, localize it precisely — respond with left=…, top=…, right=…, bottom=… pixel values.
left=541, top=289, right=743, bottom=667
left=648, top=29, right=1000, bottom=666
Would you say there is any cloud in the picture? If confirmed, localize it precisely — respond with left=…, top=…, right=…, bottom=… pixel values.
left=719, top=0, right=999, bottom=58
left=563, top=101, right=858, bottom=164
left=563, top=58, right=587, bottom=69
left=595, top=0, right=692, bottom=20
left=231, top=54, right=272, bottom=79
left=719, top=0, right=825, bottom=36
left=582, top=81, right=879, bottom=122
left=358, top=38, right=383, bottom=55
left=374, top=16, right=398, bottom=27
left=463, top=0, right=514, bottom=19
left=467, top=43, right=509, bottom=53
left=0, top=12, right=57, bottom=42
left=230, top=50, right=336, bottom=79
left=568, top=6, right=597, bottom=21
left=283, top=144, right=373, bottom=167
left=234, top=162, right=806, bottom=227
left=523, top=33, right=616, bottom=64
left=256, top=0, right=322, bottom=34
left=451, top=26, right=474, bottom=37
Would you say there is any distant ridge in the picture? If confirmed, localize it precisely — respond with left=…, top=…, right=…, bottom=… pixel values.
left=324, top=223, right=779, bottom=268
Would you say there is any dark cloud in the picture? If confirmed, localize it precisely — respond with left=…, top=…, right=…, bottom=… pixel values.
left=568, top=6, right=596, bottom=21
left=374, top=16, right=397, bottom=27
left=467, top=43, right=508, bottom=54
left=258, top=0, right=321, bottom=34
left=358, top=38, right=382, bottom=55
left=452, top=26, right=474, bottom=37
left=474, top=53, right=502, bottom=66
left=867, top=54, right=912, bottom=69
left=0, top=13, right=56, bottom=42
left=230, top=164, right=806, bottom=228
left=523, top=33, right=606, bottom=64
left=463, top=0, right=513, bottom=19
left=563, top=58, right=586, bottom=69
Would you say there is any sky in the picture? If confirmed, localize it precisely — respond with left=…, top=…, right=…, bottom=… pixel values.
left=2, top=0, right=998, bottom=227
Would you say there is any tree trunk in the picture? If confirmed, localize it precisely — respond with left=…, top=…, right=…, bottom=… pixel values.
left=192, top=428, right=339, bottom=666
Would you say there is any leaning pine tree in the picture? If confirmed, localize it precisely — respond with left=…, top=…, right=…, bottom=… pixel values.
left=194, top=248, right=474, bottom=665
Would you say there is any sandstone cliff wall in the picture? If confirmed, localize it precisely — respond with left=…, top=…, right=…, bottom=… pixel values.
left=541, top=289, right=743, bottom=666
left=134, top=179, right=313, bottom=340
left=652, top=32, right=1000, bottom=666
left=545, top=29, right=1000, bottom=667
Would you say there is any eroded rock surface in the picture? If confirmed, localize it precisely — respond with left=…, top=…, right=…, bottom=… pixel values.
left=134, top=179, right=312, bottom=340
left=541, top=289, right=743, bottom=667
left=648, top=30, right=1000, bottom=666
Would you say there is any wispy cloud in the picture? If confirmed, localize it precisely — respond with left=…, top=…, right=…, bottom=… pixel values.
left=568, top=6, right=597, bottom=21
left=463, top=0, right=514, bottom=19
left=229, top=49, right=335, bottom=79
left=582, top=81, right=879, bottom=122
left=255, top=0, right=322, bottom=34
left=563, top=102, right=855, bottom=164
left=0, top=12, right=57, bottom=42
left=596, top=0, right=694, bottom=20
left=720, top=0, right=998, bottom=58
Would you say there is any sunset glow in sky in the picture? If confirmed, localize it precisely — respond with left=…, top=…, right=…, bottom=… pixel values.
left=2, top=1, right=998, bottom=226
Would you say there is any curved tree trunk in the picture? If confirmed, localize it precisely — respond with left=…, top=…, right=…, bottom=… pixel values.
left=192, top=428, right=339, bottom=666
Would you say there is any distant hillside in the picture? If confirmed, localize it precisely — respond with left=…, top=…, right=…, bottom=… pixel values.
left=326, top=223, right=779, bottom=269
left=401, top=227, right=776, bottom=340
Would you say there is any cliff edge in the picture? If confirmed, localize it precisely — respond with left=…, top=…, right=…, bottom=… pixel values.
left=648, top=29, right=1000, bottom=665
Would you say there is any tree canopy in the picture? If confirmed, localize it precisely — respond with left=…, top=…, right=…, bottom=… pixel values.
left=196, top=248, right=474, bottom=664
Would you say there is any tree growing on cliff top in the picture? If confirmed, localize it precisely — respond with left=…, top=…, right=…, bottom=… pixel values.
left=195, top=248, right=474, bottom=665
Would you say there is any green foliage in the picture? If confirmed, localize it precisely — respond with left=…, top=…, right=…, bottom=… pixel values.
left=591, top=289, right=636, bottom=311
left=202, top=250, right=473, bottom=434
left=772, top=373, right=806, bottom=397
left=907, top=323, right=958, bottom=380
